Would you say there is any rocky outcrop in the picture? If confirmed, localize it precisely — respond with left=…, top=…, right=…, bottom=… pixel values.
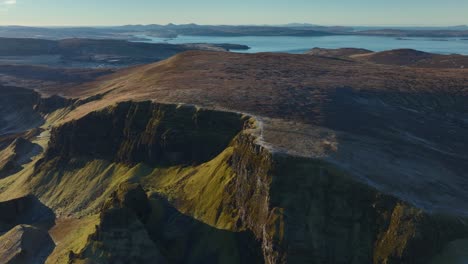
left=42, top=101, right=249, bottom=167
left=373, top=203, right=468, bottom=263
left=229, top=133, right=282, bottom=263
left=0, top=195, right=55, bottom=232
left=70, top=183, right=262, bottom=264
left=70, top=183, right=167, bottom=264
left=34, top=95, right=75, bottom=114
left=0, top=86, right=44, bottom=137
left=0, top=137, right=42, bottom=178
left=0, top=196, right=55, bottom=263
left=0, top=224, right=54, bottom=264
left=0, top=85, right=74, bottom=137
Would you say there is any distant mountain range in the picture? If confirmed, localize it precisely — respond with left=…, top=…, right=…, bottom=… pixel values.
left=1, top=24, right=468, bottom=40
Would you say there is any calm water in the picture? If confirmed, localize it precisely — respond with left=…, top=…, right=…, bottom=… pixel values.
left=138, top=35, right=468, bottom=55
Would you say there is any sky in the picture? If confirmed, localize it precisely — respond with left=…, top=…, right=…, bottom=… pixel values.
left=0, top=0, right=467, bottom=26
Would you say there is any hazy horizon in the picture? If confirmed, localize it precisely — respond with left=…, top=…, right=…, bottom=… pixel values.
left=0, top=23, right=467, bottom=28
left=1, top=0, right=467, bottom=27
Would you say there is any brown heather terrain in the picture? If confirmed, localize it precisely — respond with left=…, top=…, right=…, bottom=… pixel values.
left=64, top=50, right=468, bottom=120
left=307, top=47, right=468, bottom=69
left=353, top=49, right=468, bottom=69
left=0, top=49, right=468, bottom=263
left=307, top=47, right=373, bottom=57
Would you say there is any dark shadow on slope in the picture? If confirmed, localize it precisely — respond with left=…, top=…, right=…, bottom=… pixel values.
left=0, top=86, right=45, bottom=137
left=318, top=87, right=468, bottom=213
left=0, top=224, right=55, bottom=264
left=70, top=183, right=263, bottom=264
left=0, top=85, right=75, bottom=138
left=266, top=154, right=468, bottom=264
left=0, top=137, right=43, bottom=179
left=146, top=193, right=263, bottom=264
left=0, top=195, right=56, bottom=264
left=270, top=84, right=468, bottom=214
left=0, top=195, right=56, bottom=233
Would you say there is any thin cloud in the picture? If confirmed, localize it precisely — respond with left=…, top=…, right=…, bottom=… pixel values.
left=0, top=0, right=16, bottom=5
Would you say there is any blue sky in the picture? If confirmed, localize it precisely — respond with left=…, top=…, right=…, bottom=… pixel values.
left=0, top=0, right=467, bottom=26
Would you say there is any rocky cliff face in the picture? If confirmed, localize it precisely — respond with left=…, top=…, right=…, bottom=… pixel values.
left=0, top=195, right=56, bottom=264
left=227, top=134, right=468, bottom=264
left=42, top=101, right=248, bottom=167
left=0, top=224, right=55, bottom=264
left=0, top=137, right=42, bottom=178
left=70, top=183, right=262, bottom=264
left=0, top=86, right=44, bottom=137
left=0, top=85, right=74, bottom=139
left=0, top=195, right=55, bottom=232
left=69, top=183, right=167, bottom=264
left=229, top=133, right=282, bottom=263
left=15, top=101, right=468, bottom=263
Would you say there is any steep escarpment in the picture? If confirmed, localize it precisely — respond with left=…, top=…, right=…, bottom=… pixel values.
left=26, top=100, right=468, bottom=264
left=27, top=101, right=251, bottom=219
left=41, top=101, right=248, bottom=167
left=229, top=133, right=282, bottom=263
left=0, top=86, right=44, bottom=137
left=19, top=101, right=264, bottom=263
left=0, top=85, right=75, bottom=138
left=0, top=85, right=75, bottom=180
left=0, top=137, right=41, bottom=178
left=26, top=102, right=267, bottom=262
left=229, top=135, right=468, bottom=264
